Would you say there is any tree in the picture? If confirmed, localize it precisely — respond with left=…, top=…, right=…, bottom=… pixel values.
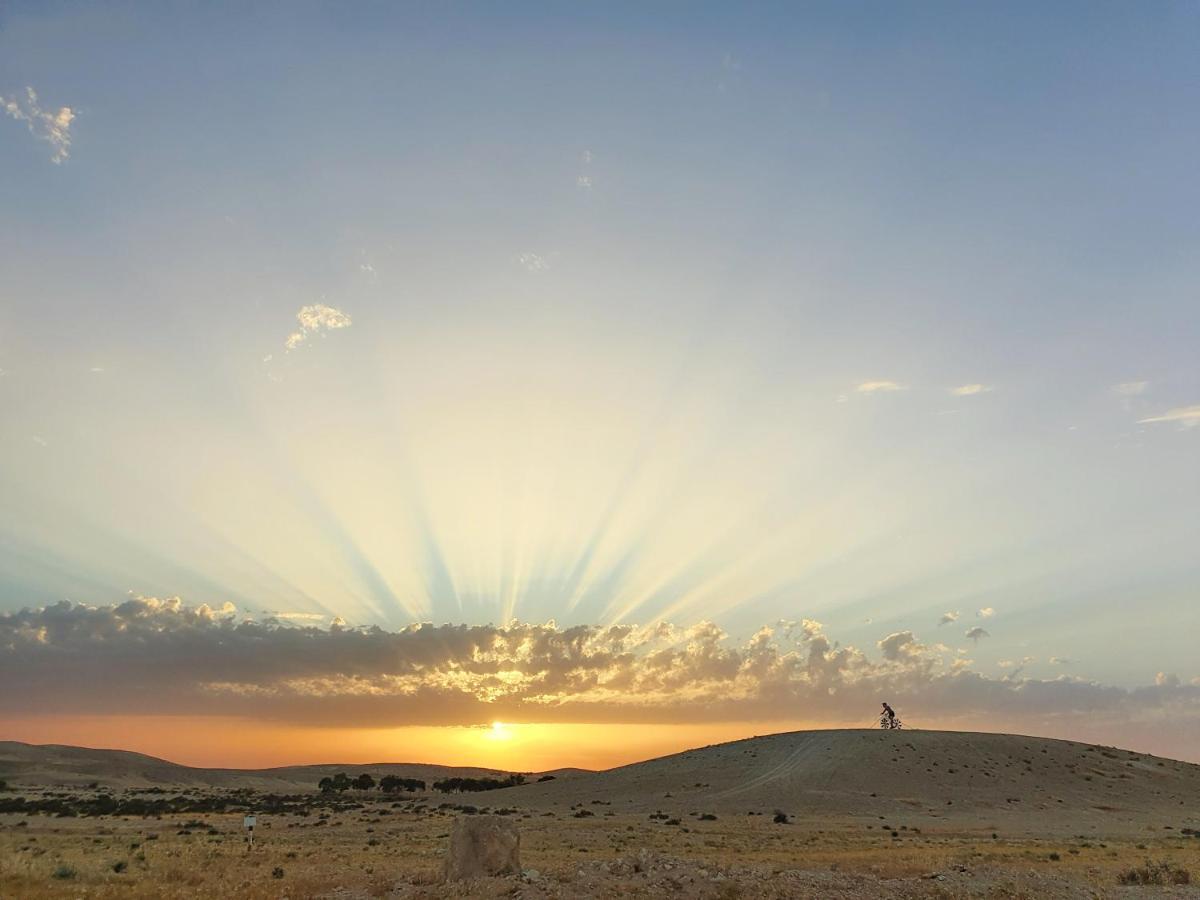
left=352, top=773, right=376, bottom=791
left=320, top=772, right=352, bottom=792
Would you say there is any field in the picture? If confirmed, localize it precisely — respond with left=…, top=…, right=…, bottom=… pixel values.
left=2, top=730, right=1199, bottom=898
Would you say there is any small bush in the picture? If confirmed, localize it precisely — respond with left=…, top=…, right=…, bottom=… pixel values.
left=112, top=860, right=128, bottom=873
left=773, top=811, right=789, bottom=824
left=1117, top=861, right=1191, bottom=886
left=272, top=866, right=285, bottom=879
left=52, top=865, right=77, bottom=880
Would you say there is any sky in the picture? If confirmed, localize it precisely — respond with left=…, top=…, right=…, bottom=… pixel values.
left=1, top=2, right=1198, bottom=768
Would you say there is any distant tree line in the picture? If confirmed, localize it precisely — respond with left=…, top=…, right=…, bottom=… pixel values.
left=317, top=772, right=427, bottom=793
left=317, top=772, right=530, bottom=794
left=431, top=774, right=525, bottom=793
left=318, top=772, right=428, bottom=793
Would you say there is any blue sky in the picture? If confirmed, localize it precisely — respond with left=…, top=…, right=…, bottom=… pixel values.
left=1, top=1, right=1198, bottom=736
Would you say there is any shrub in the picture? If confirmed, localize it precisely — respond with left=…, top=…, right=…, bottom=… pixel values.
left=272, top=866, right=285, bottom=878
left=773, top=811, right=789, bottom=824
left=112, top=860, right=128, bottom=873
left=1117, top=861, right=1190, bottom=885
left=52, top=865, right=77, bottom=880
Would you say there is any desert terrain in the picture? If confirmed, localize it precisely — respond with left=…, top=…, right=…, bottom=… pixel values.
left=2, top=729, right=1198, bottom=898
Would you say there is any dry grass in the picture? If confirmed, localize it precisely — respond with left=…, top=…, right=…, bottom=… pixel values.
left=3, top=787, right=1200, bottom=898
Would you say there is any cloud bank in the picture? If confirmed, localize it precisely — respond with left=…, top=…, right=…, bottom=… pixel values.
left=2, top=598, right=1197, bottom=736
left=1, top=87, right=74, bottom=163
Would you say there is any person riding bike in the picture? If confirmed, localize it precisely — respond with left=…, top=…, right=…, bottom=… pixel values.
left=880, top=702, right=901, bottom=729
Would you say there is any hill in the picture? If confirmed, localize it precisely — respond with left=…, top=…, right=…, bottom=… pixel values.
left=516, top=729, right=1200, bottom=837
left=0, top=741, right=580, bottom=792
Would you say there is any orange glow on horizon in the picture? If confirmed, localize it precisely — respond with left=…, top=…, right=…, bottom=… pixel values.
left=0, top=716, right=818, bottom=772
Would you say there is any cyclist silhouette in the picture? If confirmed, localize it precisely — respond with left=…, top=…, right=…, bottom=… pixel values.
left=880, top=702, right=902, bottom=729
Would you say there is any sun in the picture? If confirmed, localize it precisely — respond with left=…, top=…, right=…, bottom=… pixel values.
left=485, top=721, right=512, bottom=741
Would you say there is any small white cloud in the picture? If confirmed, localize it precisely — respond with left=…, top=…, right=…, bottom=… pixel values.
left=950, top=383, right=992, bottom=396
left=518, top=252, right=550, bottom=273
left=576, top=175, right=593, bottom=190
left=89, top=366, right=105, bottom=374
left=31, top=435, right=47, bottom=447
left=1, top=87, right=74, bottom=163
left=977, top=607, right=995, bottom=618
left=855, top=380, right=906, bottom=393
left=965, top=626, right=990, bottom=642
left=581, top=149, right=593, bottom=164
left=1049, top=656, right=1072, bottom=665
left=1156, top=672, right=1180, bottom=688
left=284, top=303, right=352, bottom=351
left=1113, top=381, right=1149, bottom=397
left=937, top=611, right=959, bottom=626
left=1138, top=405, right=1200, bottom=429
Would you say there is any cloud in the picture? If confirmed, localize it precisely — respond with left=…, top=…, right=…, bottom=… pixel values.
left=1, top=87, right=74, bottom=163
left=2, top=599, right=1199, bottom=736
left=1113, top=381, right=1149, bottom=397
left=937, top=611, right=959, bottom=626
left=576, top=175, right=593, bottom=190
left=1049, top=657, right=1072, bottom=665
left=949, top=384, right=992, bottom=396
left=977, top=607, right=994, bottom=618
left=284, top=303, right=352, bottom=351
left=518, top=252, right=550, bottom=273
left=965, top=626, right=990, bottom=642
left=1138, top=405, right=1200, bottom=429
left=855, top=381, right=906, bottom=393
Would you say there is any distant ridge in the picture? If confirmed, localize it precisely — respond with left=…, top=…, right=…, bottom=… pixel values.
left=0, top=741, right=586, bottom=791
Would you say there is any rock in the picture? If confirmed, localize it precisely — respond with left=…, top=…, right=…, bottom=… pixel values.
left=443, top=814, right=521, bottom=882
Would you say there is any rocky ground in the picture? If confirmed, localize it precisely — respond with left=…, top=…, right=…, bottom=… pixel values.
left=2, top=798, right=1198, bottom=898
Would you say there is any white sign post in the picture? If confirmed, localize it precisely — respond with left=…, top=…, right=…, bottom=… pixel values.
left=244, top=814, right=257, bottom=848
